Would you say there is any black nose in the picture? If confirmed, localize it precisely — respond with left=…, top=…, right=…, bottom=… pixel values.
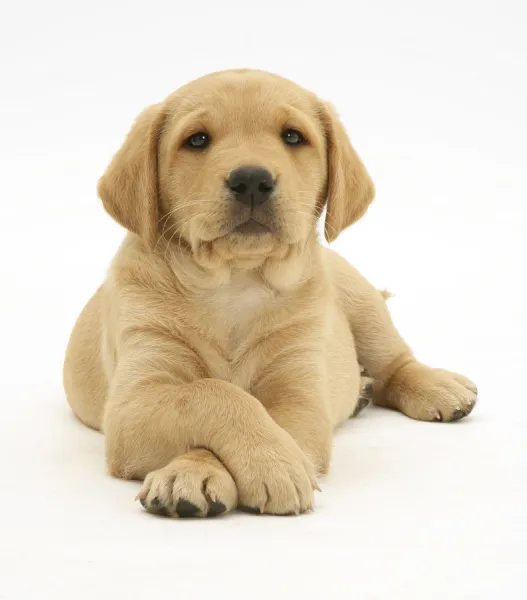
left=227, top=166, right=275, bottom=206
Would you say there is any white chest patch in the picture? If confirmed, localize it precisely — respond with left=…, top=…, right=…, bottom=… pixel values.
left=207, top=273, right=275, bottom=353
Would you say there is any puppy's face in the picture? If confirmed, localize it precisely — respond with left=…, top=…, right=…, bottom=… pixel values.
left=99, top=69, right=375, bottom=264
left=158, top=71, right=327, bottom=255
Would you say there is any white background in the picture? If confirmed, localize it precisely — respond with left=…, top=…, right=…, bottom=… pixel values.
left=1, top=1, right=526, bottom=598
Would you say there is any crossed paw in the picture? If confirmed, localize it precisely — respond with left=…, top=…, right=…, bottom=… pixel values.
left=137, top=429, right=318, bottom=519
left=138, top=363, right=477, bottom=519
left=137, top=451, right=238, bottom=518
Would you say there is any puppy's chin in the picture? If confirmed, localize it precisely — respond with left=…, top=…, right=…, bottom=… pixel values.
left=193, top=232, right=279, bottom=270
left=167, top=222, right=318, bottom=293
left=187, top=211, right=313, bottom=271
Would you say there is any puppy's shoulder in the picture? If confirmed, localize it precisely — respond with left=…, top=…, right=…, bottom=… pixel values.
left=107, top=234, right=173, bottom=291
left=320, top=245, right=391, bottom=302
left=103, top=234, right=183, bottom=330
left=320, top=246, right=359, bottom=286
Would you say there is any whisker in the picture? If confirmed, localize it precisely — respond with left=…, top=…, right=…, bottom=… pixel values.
left=157, top=195, right=216, bottom=225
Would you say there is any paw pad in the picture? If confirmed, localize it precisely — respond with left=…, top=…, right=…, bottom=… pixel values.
left=175, top=499, right=200, bottom=518
left=207, top=501, right=227, bottom=517
left=451, top=409, right=466, bottom=421
left=238, top=505, right=262, bottom=515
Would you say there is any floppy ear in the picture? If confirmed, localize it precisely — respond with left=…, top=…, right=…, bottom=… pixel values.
left=319, top=102, right=375, bottom=243
left=97, top=104, right=166, bottom=250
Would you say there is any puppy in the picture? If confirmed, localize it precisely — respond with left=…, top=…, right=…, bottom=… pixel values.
left=63, top=69, right=477, bottom=518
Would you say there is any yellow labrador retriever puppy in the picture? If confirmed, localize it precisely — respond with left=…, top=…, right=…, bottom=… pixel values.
left=63, top=69, right=477, bottom=518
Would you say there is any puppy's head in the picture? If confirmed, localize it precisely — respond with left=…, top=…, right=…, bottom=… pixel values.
left=98, top=70, right=374, bottom=262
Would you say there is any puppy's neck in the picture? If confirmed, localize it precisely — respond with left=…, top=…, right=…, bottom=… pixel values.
left=162, top=230, right=320, bottom=295
left=153, top=231, right=325, bottom=358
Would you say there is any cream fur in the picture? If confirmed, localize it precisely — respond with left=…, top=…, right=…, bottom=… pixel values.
left=63, top=69, right=477, bottom=518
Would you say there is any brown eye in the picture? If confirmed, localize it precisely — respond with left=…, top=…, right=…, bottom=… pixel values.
left=185, top=132, right=211, bottom=149
left=282, top=129, right=305, bottom=146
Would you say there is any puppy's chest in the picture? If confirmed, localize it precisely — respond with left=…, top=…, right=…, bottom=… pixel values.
left=207, top=277, right=275, bottom=354
left=179, top=276, right=284, bottom=386
left=176, top=273, right=325, bottom=390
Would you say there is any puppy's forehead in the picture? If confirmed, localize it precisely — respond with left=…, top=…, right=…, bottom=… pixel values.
left=165, top=70, right=319, bottom=124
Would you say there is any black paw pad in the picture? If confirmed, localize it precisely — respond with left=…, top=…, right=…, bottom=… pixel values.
left=207, top=501, right=226, bottom=517
left=363, top=382, right=373, bottom=396
left=239, top=505, right=261, bottom=515
left=175, top=498, right=200, bottom=518
left=451, top=409, right=466, bottom=421
left=351, top=395, right=371, bottom=418
left=149, top=497, right=168, bottom=516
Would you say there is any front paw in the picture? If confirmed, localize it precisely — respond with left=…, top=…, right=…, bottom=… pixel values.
left=231, top=431, right=319, bottom=516
left=137, top=450, right=238, bottom=518
left=380, top=362, right=477, bottom=422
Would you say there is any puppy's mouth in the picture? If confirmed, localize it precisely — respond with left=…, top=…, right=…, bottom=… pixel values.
left=233, top=219, right=271, bottom=235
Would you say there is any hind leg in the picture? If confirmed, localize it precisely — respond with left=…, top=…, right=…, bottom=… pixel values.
left=373, top=362, right=477, bottom=422
left=63, top=287, right=107, bottom=431
left=327, top=249, right=477, bottom=422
